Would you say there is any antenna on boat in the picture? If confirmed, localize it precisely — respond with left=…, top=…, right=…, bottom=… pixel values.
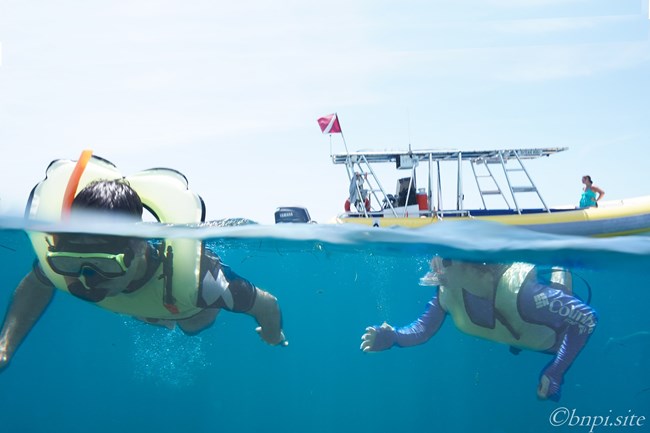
left=407, top=109, right=412, bottom=154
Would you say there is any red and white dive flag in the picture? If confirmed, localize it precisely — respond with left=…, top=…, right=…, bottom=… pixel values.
left=317, top=113, right=342, bottom=134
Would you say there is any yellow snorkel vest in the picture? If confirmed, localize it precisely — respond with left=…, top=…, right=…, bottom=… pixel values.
left=439, top=262, right=565, bottom=352
left=26, top=154, right=206, bottom=320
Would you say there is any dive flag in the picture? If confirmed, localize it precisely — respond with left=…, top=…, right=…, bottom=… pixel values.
left=317, top=113, right=342, bottom=134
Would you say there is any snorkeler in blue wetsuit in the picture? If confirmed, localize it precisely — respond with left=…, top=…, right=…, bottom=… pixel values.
left=360, top=257, right=597, bottom=401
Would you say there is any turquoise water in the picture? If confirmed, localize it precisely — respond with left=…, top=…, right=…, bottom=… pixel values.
left=0, top=219, right=649, bottom=433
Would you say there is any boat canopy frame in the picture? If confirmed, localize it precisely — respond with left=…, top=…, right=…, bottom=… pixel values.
left=331, top=147, right=568, bottom=218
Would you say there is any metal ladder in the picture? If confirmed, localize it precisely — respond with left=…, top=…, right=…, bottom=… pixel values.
left=471, top=160, right=511, bottom=209
left=472, top=150, right=549, bottom=214
left=345, top=154, right=396, bottom=217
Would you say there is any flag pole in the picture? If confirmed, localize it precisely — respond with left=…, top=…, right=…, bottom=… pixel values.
left=336, top=112, right=350, bottom=155
left=334, top=113, right=356, bottom=206
left=329, top=134, right=333, bottom=157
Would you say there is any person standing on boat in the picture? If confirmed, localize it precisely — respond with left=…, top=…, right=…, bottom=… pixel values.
left=0, top=156, right=287, bottom=372
left=360, top=257, right=597, bottom=402
left=579, top=175, right=604, bottom=208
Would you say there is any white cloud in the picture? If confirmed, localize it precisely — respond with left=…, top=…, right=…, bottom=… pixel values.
left=492, top=41, right=650, bottom=81
left=378, top=38, right=650, bottom=83
left=490, top=15, right=635, bottom=35
left=486, top=0, right=589, bottom=6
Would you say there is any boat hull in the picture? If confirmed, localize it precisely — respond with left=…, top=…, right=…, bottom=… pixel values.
left=335, top=196, right=650, bottom=237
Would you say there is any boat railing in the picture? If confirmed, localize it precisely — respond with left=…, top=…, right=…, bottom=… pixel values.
left=336, top=147, right=566, bottom=218
left=341, top=208, right=437, bottom=219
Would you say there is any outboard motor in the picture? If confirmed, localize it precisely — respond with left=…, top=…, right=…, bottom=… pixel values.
left=274, top=207, right=313, bottom=223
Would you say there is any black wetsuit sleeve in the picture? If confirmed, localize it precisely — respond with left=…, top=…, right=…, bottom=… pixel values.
left=197, top=249, right=257, bottom=312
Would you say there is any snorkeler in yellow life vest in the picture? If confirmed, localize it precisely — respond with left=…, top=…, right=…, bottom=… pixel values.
left=0, top=152, right=287, bottom=372
left=360, top=258, right=597, bottom=402
left=27, top=153, right=206, bottom=319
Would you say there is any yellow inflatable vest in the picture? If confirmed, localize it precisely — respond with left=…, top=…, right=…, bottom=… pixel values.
left=26, top=154, right=206, bottom=320
left=439, top=262, right=567, bottom=352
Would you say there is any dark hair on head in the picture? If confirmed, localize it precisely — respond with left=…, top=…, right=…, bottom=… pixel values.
left=583, top=175, right=592, bottom=183
left=71, top=179, right=143, bottom=220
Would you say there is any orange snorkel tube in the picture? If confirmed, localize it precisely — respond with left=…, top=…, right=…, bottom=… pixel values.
left=61, top=149, right=93, bottom=219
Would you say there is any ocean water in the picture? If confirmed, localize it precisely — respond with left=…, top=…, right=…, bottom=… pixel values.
left=0, top=219, right=649, bottom=433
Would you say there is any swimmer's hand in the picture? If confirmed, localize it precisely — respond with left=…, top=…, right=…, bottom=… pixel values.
left=0, top=342, right=10, bottom=372
left=249, top=288, right=287, bottom=347
left=360, top=322, right=396, bottom=352
left=256, top=326, right=288, bottom=347
left=537, top=373, right=562, bottom=402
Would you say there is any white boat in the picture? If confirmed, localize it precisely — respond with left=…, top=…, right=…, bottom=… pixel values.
left=316, top=147, right=650, bottom=237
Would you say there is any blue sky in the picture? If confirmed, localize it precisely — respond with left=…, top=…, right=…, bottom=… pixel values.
left=1, top=0, right=648, bottom=224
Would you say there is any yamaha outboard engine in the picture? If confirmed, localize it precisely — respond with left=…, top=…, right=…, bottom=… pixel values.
left=274, top=207, right=313, bottom=223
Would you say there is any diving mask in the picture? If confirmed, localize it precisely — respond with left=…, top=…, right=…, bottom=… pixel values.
left=46, top=250, right=133, bottom=278
left=46, top=235, right=135, bottom=279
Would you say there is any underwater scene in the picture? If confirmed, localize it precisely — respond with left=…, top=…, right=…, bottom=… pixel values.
left=0, top=219, right=649, bottom=433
